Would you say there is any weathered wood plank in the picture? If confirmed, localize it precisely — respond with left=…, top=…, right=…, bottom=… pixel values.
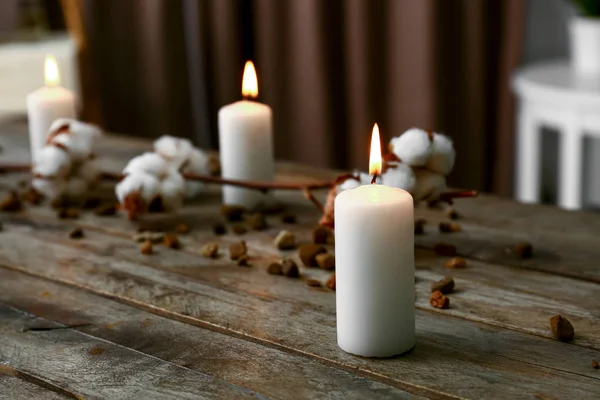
left=0, top=375, right=69, bottom=400
left=0, top=269, right=420, bottom=400
left=0, top=305, right=267, bottom=400
left=0, top=227, right=599, bottom=399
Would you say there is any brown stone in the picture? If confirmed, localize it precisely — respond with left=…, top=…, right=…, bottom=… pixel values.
left=267, top=263, right=283, bottom=275
left=281, top=213, right=297, bottom=224
left=430, top=290, right=449, bottom=309
left=514, top=242, right=533, bottom=259
left=274, top=230, right=296, bottom=250
left=326, top=274, right=336, bottom=291
left=281, top=258, right=300, bottom=278
left=237, top=255, right=250, bottom=266
left=175, top=223, right=190, bottom=234
left=0, top=191, right=22, bottom=212
left=93, top=203, right=118, bottom=216
left=592, top=360, right=599, bottom=369
left=431, top=276, right=455, bottom=294
left=434, top=243, right=457, bottom=257
left=221, top=205, right=246, bottom=221
left=229, top=241, right=247, bottom=261
left=446, top=208, right=460, bottom=220
left=312, top=226, right=333, bottom=244
left=315, top=253, right=335, bottom=270
left=298, top=244, right=327, bottom=267
left=140, top=241, right=153, bottom=255
left=201, top=243, right=219, bottom=258
left=550, top=315, right=574, bottom=342
left=445, top=257, right=466, bottom=269
left=69, top=227, right=84, bottom=239
left=414, top=219, right=427, bottom=235
left=439, top=222, right=462, bottom=233
left=213, top=223, right=226, bottom=235
left=306, top=279, right=322, bottom=288
left=231, top=224, right=248, bottom=235
left=163, top=233, right=181, bottom=249
left=246, top=213, right=268, bottom=231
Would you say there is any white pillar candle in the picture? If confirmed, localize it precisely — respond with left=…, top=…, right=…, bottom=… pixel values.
left=26, top=55, right=76, bottom=162
left=218, top=61, right=274, bottom=208
left=335, top=124, right=415, bottom=357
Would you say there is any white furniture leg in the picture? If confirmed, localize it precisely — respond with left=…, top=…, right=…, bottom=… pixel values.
left=558, top=124, right=583, bottom=210
left=516, top=102, right=541, bottom=204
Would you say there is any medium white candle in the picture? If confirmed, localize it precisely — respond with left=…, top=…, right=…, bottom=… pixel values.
left=26, top=55, right=76, bottom=162
left=218, top=61, right=274, bottom=208
left=335, top=124, right=415, bottom=357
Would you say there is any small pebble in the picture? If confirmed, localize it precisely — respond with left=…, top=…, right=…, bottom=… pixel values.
left=213, top=223, right=227, bottom=235
left=201, top=243, right=219, bottom=258
left=175, top=224, right=190, bottom=234
left=221, top=205, right=246, bottom=222
left=514, top=242, right=533, bottom=259
left=246, top=213, right=267, bottom=231
left=281, top=258, right=300, bottom=278
left=237, top=255, right=250, bottom=266
left=274, top=230, right=296, bottom=250
left=229, top=241, right=247, bottom=261
left=232, top=224, right=248, bottom=235
left=414, top=219, right=427, bottom=235
left=0, top=191, right=22, bottom=212
left=439, top=222, right=462, bottom=233
left=281, top=213, right=297, bottom=224
left=592, top=360, right=599, bottom=370
left=315, top=253, right=335, bottom=270
left=69, top=227, right=84, bottom=239
left=446, top=208, right=460, bottom=220
left=93, top=204, right=118, bottom=216
left=312, top=226, right=333, bottom=245
left=434, top=243, right=457, bottom=257
left=431, top=276, right=455, bottom=293
left=298, top=244, right=327, bottom=267
left=140, top=241, right=153, bottom=255
left=550, top=314, right=574, bottom=342
left=163, top=233, right=181, bottom=249
left=267, top=263, right=283, bottom=275
left=430, top=290, right=449, bottom=309
left=306, top=279, right=322, bottom=288
left=326, top=274, right=336, bottom=291
left=445, top=257, right=466, bottom=269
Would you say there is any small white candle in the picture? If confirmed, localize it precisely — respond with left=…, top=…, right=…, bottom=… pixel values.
left=335, top=124, right=415, bottom=357
left=26, top=55, right=76, bottom=162
left=218, top=61, right=274, bottom=208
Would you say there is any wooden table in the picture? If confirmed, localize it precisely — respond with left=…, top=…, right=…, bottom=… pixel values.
left=1, top=119, right=599, bottom=399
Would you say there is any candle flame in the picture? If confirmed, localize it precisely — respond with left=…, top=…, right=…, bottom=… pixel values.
left=44, top=55, right=60, bottom=87
left=369, top=123, right=382, bottom=176
left=242, top=61, right=258, bottom=98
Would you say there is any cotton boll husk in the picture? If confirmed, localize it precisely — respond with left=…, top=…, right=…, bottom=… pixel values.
left=123, top=152, right=169, bottom=177
left=33, top=145, right=71, bottom=178
left=381, top=163, right=417, bottom=193
left=389, top=128, right=433, bottom=167
left=154, top=135, right=193, bottom=170
left=425, top=133, right=456, bottom=175
left=65, top=177, right=89, bottom=198
left=158, top=169, right=186, bottom=211
left=412, top=169, right=447, bottom=204
left=32, top=177, right=67, bottom=200
left=116, top=172, right=160, bottom=205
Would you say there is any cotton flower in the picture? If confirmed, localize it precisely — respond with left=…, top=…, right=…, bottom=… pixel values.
left=123, top=152, right=170, bottom=177
left=381, top=163, right=417, bottom=193
left=411, top=169, right=447, bottom=204
left=116, top=171, right=160, bottom=206
left=48, top=119, right=102, bottom=161
left=181, top=148, right=210, bottom=197
left=337, top=171, right=375, bottom=192
left=389, top=128, right=433, bottom=167
left=425, top=133, right=455, bottom=175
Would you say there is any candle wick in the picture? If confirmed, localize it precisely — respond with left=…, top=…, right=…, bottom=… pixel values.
left=371, top=174, right=378, bottom=185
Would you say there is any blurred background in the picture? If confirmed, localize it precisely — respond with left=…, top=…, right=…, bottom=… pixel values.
left=0, top=0, right=598, bottom=207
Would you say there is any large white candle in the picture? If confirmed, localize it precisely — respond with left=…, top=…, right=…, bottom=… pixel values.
left=335, top=124, right=415, bottom=357
left=218, top=61, right=274, bottom=208
left=26, top=55, right=76, bottom=162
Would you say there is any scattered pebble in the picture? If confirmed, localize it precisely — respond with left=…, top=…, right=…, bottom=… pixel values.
left=434, top=243, right=457, bottom=257
left=175, top=223, right=190, bottom=234
left=163, top=233, right=181, bottom=249
left=201, top=243, right=219, bottom=258
left=267, top=262, right=283, bottom=275
left=298, top=244, right=327, bottom=267
left=414, top=219, right=427, bottom=235
left=593, top=360, right=599, bottom=370
left=326, top=274, right=336, bottom=291
left=281, top=213, right=297, bottom=224
left=57, top=208, right=80, bottom=219
left=446, top=208, right=460, bottom=220
left=140, top=241, right=153, bottom=255
left=69, top=227, right=84, bottom=239
left=221, top=205, right=246, bottom=221
left=431, top=276, right=455, bottom=294
left=229, top=241, right=247, bottom=261
left=0, top=191, right=22, bottom=212
left=237, top=255, right=250, bottom=266
left=93, top=204, right=118, bottom=216
left=439, top=222, right=462, bottom=233
left=213, top=223, right=227, bottom=235
left=315, top=253, right=335, bottom=270
left=246, top=213, right=267, bottom=231
left=514, top=242, right=533, bottom=259
left=232, top=224, right=248, bottom=235
left=445, top=257, right=466, bottom=269
left=306, top=279, right=322, bottom=288
left=550, top=315, right=574, bottom=342
left=312, top=226, right=333, bottom=245
left=274, top=230, right=296, bottom=250
left=281, top=258, right=300, bottom=278
left=430, top=290, right=449, bottom=309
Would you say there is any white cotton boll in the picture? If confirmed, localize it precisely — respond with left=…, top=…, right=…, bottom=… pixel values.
left=425, top=133, right=456, bottom=175
left=65, top=177, right=89, bottom=198
left=33, top=146, right=71, bottom=178
left=381, top=163, right=417, bottom=193
left=159, top=169, right=186, bottom=211
left=32, top=178, right=67, bottom=200
left=337, top=171, right=380, bottom=192
left=77, top=158, right=102, bottom=184
left=182, top=148, right=210, bottom=197
left=115, top=172, right=160, bottom=205
left=338, top=178, right=362, bottom=192
left=48, top=118, right=74, bottom=133
left=50, top=132, right=92, bottom=162
left=412, top=169, right=447, bottom=204
left=389, top=128, right=433, bottom=167
left=154, top=135, right=193, bottom=170
left=123, top=152, right=169, bottom=177
left=48, top=121, right=101, bottom=161
left=69, top=120, right=102, bottom=142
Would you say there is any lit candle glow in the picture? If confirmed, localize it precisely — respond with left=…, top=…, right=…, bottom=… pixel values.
left=44, top=55, right=60, bottom=87
left=369, top=123, right=382, bottom=176
left=242, top=61, right=259, bottom=98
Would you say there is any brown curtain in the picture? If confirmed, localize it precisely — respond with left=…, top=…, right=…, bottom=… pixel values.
left=78, top=0, right=524, bottom=195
